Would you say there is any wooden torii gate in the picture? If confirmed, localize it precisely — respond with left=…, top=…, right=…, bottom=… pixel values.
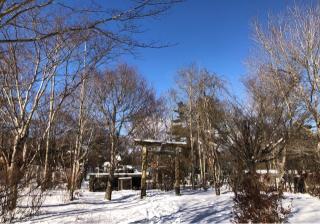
left=134, top=139, right=187, bottom=198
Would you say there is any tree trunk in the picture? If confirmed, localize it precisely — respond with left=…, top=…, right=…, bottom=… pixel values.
left=197, top=118, right=204, bottom=189
left=105, top=131, right=116, bottom=200
left=43, top=129, right=52, bottom=188
left=7, top=134, right=26, bottom=210
left=70, top=72, right=87, bottom=201
left=199, top=146, right=203, bottom=188
left=203, top=150, right=207, bottom=190
left=44, top=75, right=55, bottom=186
left=317, top=125, right=320, bottom=161
left=190, top=132, right=195, bottom=189
left=278, top=147, right=287, bottom=192
left=189, top=91, right=195, bottom=190
left=214, top=159, right=221, bottom=195
left=7, top=164, right=19, bottom=211
left=69, top=160, right=79, bottom=201
left=105, top=167, right=114, bottom=200
left=174, top=147, right=181, bottom=195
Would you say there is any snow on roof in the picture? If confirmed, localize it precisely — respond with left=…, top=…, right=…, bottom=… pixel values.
left=118, top=177, right=132, bottom=180
left=134, top=139, right=162, bottom=143
left=257, top=169, right=278, bottom=174
left=125, top=165, right=133, bottom=169
left=88, top=172, right=142, bottom=176
left=134, top=138, right=187, bottom=145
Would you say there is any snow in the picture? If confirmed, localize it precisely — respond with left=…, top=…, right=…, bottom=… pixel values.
left=16, top=188, right=320, bottom=224
left=285, top=192, right=320, bottom=223
left=18, top=188, right=233, bottom=224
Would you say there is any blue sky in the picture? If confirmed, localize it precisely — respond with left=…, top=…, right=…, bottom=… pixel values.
left=112, top=0, right=314, bottom=99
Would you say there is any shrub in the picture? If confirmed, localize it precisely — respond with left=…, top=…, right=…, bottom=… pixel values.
left=233, top=173, right=290, bottom=223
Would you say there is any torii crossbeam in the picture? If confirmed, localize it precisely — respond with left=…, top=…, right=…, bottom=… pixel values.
left=134, top=139, right=187, bottom=198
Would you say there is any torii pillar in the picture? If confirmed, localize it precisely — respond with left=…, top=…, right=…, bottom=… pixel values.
left=141, top=146, right=148, bottom=199
left=134, top=139, right=187, bottom=199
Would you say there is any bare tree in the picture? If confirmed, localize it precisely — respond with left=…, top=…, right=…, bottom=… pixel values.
left=224, top=102, right=288, bottom=176
left=175, top=64, right=200, bottom=189
left=223, top=88, right=293, bottom=222
left=0, top=8, right=109, bottom=219
left=0, top=1, right=182, bottom=218
left=0, top=0, right=182, bottom=45
left=68, top=68, right=96, bottom=200
left=174, top=64, right=225, bottom=191
left=0, top=0, right=183, bottom=221
left=94, top=64, right=157, bottom=200
left=244, top=63, right=309, bottom=190
left=196, top=92, right=225, bottom=193
left=0, top=0, right=53, bottom=31
left=254, top=4, right=320, bottom=160
left=0, top=37, right=59, bottom=220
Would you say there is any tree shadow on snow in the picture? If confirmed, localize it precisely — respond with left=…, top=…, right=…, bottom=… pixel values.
left=26, top=193, right=141, bottom=222
left=130, top=199, right=233, bottom=224
left=26, top=190, right=233, bottom=223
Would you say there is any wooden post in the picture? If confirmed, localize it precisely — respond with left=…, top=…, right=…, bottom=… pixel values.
left=174, top=147, right=181, bottom=195
left=141, top=146, right=148, bottom=198
left=156, top=155, right=160, bottom=189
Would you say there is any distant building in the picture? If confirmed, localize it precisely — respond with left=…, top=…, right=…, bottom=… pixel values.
left=88, top=164, right=142, bottom=191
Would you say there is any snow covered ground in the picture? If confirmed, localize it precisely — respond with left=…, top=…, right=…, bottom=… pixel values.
left=17, top=188, right=320, bottom=224
left=285, top=192, right=320, bottom=223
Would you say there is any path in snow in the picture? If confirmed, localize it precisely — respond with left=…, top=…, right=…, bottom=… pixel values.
left=18, top=189, right=320, bottom=223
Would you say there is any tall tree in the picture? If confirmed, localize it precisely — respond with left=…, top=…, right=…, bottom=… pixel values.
left=174, top=64, right=224, bottom=191
left=254, top=4, right=320, bottom=160
left=175, top=64, right=200, bottom=189
left=94, top=64, right=157, bottom=200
